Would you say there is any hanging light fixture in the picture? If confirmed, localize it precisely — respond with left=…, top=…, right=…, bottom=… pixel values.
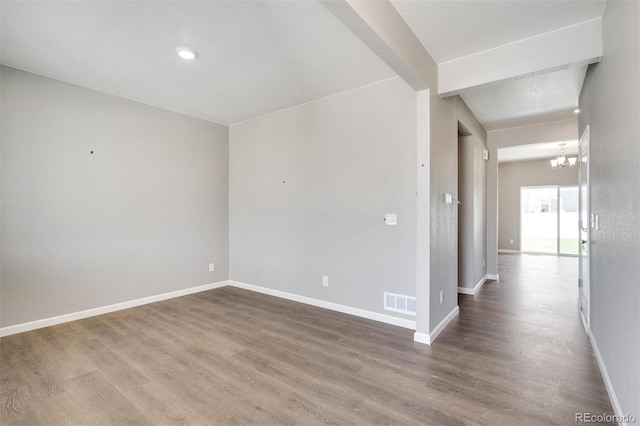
left=550, top=143, right=577, bottom=168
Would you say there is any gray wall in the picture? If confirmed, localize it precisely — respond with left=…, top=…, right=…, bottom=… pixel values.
left=0, top=67, right=229, bottom=327
left=429, top=92, right=487, bottom=328
left=498, top=159, right=578, bottom=251
left=579, top=0, right=640, bottom=417
left=229, top=77, right=417, bottom=317
left=458, top=135, right=487, bottom=290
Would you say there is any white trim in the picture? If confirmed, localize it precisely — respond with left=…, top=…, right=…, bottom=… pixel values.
left=588, top=329, right=627, bottom=425
left=229, top=280, right=416, bottom=330
left=413, top=331, right=430, bottom=344
left=415, top=88, right=431, bottom=339
left=430, top=306, right=459, bottom=343
left=413, top=306, right=459, bottom=345
left=1, top=279, right=418, bottom=337
left=458, top=287, right=475, bottom=295
left=498, top=249, right=520, bottom=254
left=487, top=273, right=499, bottom=281
left=0, top=281, right=230, bottom=337
left=578, top=124, right=591, bottom=332
left=458, top=275, right=487, bottom=296
left=580, top=310, right=590, bottom=336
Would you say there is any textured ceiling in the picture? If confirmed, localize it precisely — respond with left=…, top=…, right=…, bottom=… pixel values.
left=460, top=65, right=588, bottom=131
left=0, top=1, right=395, bottom=125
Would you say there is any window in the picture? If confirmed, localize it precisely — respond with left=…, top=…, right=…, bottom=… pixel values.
left=520, top=186, right=578, bottom=255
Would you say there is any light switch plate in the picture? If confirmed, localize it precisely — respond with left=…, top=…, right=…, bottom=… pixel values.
left=384, top=214, right=397, bottom=225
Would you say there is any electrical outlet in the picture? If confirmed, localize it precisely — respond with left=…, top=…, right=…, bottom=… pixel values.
left=322, top=276, right=329, bottom=287
left=509, top=239, right=514, bottom=244
left=439, top=290, right=443, bottom=304
left=482, top=258, right=486, bottom=267
left=209, top=263, right=215, bottom=272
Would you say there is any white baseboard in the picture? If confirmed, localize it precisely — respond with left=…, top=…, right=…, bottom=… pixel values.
left=228, top=280, right=416, bottom=330
left=487, top=273, right=499, bottom=281
left=430, top=306, right=459, bottom=343
left=498, top=249, right=520, bottom=254
left=1, top=279, right=417, bottom=337
left=588, top=329, right=627, bottom=425
left=0, top=281, right=230, bottom=337
left=413, top=331, right=430, bottom=344
left=413, top=305, right=459, bottom=345
left=458, top=275, right=487, bottom=296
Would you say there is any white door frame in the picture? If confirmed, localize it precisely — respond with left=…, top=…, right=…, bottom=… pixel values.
left=578, top=125, right=590, bottom=332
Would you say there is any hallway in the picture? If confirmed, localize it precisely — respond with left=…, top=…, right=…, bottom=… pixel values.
left=439, top=253, right=613, bottom=423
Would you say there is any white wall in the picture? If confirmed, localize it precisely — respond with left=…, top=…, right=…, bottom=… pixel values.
left=579, top=0, right=640, bottom=418
left=229, top=77, right=417, bottom=319
left=0, top=67, right=229, bottom=328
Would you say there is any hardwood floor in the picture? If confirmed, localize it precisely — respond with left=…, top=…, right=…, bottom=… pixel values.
left=1, top=254, right=613, bottom=425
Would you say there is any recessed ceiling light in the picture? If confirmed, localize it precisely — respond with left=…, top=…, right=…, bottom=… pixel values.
left=176, top=47, right=198, bottom=60
left=573, top=108, right=580, bottom=114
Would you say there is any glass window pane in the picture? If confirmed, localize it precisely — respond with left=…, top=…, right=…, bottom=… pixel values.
left=559, top=186, right=579, bottom=255
left=521, top=186, right=558, bottom=253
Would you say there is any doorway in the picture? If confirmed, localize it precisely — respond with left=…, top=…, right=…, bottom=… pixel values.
left=457, top=122, right=487, bottom=294
left=520, top=185, right=579, bottom=255
left=578, top=126, right=590, bottom=331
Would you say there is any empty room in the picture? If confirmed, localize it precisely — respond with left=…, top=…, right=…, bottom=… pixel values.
left=1, top=1, right=638, bottom=425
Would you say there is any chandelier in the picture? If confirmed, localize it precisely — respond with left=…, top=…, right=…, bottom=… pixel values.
left=550, top=143, right=577, bottom=168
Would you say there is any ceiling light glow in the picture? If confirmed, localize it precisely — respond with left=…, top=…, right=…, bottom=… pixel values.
left=574, top=108, right=580, bottom=114
left=176, top=47, right=198, bottom=60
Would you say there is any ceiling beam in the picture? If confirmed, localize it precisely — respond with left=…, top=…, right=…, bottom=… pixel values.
left=438, top=18, right=603, bottom=97
left=320, top=0, right=436, bottom=91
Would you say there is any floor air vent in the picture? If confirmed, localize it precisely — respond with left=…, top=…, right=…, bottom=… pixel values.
left=384, top=292, right=416, bottom=316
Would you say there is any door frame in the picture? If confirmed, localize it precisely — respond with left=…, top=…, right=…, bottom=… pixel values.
left=519, top=185, right=579, bottom=256
left=578, top=125, right=590, bottom=333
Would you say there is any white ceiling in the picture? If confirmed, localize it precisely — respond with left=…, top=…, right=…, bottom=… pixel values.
left=0, top=1, right=395, bottom=125
left=391, top=0, right=605, bottom=130
left=390, top=1, right=605, bottom=64
left=1, top=0, right=606, bottom=132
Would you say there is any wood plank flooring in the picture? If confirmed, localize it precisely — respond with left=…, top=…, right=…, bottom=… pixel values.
left=1, top=254, right=614, bottom=425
